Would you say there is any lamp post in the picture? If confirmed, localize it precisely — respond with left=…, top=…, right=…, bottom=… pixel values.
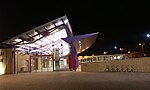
left=114, top=46, right=117, bottom=54
left=146, top=34, right=150, bottom=56
left=139, top=43, right=145, bottom=56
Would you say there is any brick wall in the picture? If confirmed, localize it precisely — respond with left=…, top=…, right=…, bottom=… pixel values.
left=81, top=57, right=150, bottom=72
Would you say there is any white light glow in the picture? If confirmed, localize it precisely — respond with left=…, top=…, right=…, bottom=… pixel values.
left=30, top=49, right=41, bottom=53
left=43, top=29, right=69, bottom=57
left=64, top=59, right=67, bottom=66
left=18, top=28, right=70, bottom=57
left=64, top=19, right=68, bottom=24
left=23, top=41, right=28, bottom=43
left=79, top=41, right=81, bottom=44
left=45, top=24, right=55, bottom=30
left=15, top=38, right=22, bottom=42
left=47, top=29, right=67, bottom=42
left=114, top=46, right=117, bottom=49
left=79, top=43, right=82, bottom=51
left=34, top=31, right=38, bottom=35
left=41, top=38, right=50, bottom=44
left=0, top=62, right=5, bottom=75
left=55, top=20, right=63, bottom=26
left=34, top=35, right=42, bottom=40
left=27, top=44, right=40, bottom=48
left=147, top=34, right=150, bottom=37
left=114, top=56, right=117, bottom=60
left=60, top=40, right=70, bottom=57
left=18, top=52, right=22, bottom=54
left=117, top=56, right=121, bottom=59
left=35, top=40, right=46, bottom=46
left=16, top=48, right=25, bottom=51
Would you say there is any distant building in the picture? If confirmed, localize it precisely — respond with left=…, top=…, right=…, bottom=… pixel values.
left=78, top=54, right=130, bottom=63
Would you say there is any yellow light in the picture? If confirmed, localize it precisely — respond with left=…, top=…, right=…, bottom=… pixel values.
left=78, top=56, right=83, bottom=60
left=82, top=49, right=85, bottom=52
left=0, top=62, right=5, bottom=75
left=86, top=47, right=89, bottom=49
left=128, top=51, right=131, bottom=54
left=32, top=64, right=35, bottom=67
left=104, top=52, right=107, bottom=55
left=84, top=56, right=88, bottom=59
left=119, top=48, right=124, bottom=51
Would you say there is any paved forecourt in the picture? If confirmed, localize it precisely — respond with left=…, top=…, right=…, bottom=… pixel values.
left=0, top=71, right=150, bottom=90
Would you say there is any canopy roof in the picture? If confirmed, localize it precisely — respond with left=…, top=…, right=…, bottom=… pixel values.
left=2, top=15, right=99, bottom=57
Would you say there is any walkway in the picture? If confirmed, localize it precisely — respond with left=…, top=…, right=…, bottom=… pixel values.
left=0, top=71, right=150, bottom=90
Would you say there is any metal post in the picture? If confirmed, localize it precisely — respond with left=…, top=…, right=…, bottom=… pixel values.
left=30, top=56, right=31, bottom=72
left=13, top=46, right=16, bottom=74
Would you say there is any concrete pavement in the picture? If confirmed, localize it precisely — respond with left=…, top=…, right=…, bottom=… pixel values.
left=0, top=71, right=150, bottom=90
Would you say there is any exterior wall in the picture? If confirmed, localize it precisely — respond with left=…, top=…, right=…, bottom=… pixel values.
left=81, top=57, right=150, bottom=72
left=16, top=52, right=30, bottom=72
left=0, top=48, right=31, bottom=75
left=0, top=48, right=14, bottom=74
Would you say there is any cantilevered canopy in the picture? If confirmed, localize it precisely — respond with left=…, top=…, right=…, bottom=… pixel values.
left=2, top=15, right=72, bottom=57
left=62, top=32, right=99, bottom=54
left=3, top=15, right=99, bottom=57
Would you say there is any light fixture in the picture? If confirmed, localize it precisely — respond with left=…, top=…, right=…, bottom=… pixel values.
left=104, top=52, right=107, bottom=55
left=45, top=24, right=55, bottom=30
left=114, top=46, right=117, bottom=49
left=146, top=34, right=150, bottom=38
left=55, top=20, right=63, bottom=26
left=64, top=19, right=68, bottom=24
left=15, top=38, right=22, bottom=42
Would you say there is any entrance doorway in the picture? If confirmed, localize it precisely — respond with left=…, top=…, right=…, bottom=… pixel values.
left=30, top=55, right=69, bottom=72
left=30, top=55, right=53, bottom=72
left=53, top=58, right=69, bottom=71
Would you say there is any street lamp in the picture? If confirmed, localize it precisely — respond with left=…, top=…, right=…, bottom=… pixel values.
left=146, top=34, right=150, bottom=56
left=146, top=34, right=150, bottom=38
left=119, top=48, right=124, bottom=53
left=114, top=46, right=117, bottom=49
left=139, top=43, right=145, bottom=56
left=103, top=51, right=107, bottom=55
left=113, top=46, right=118, bottom=54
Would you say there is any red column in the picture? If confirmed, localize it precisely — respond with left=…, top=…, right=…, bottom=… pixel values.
left=68, top=54, right=74, bottom=71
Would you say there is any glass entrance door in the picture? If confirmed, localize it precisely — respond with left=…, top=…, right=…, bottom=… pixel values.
left=54, top=57, right=69, bottom=71
left=31, top=55, right=53, bottom=72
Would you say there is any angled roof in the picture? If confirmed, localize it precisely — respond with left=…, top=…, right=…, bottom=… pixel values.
left=2, top=15, right=99, bottom=56
left=3, top=15, right=72, bottom=45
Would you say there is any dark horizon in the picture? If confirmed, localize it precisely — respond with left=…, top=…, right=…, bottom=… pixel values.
left=1, top=1, right=150, bottom=55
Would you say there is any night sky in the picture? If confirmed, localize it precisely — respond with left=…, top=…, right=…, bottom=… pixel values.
left=0, top=1, right=150, bottom=55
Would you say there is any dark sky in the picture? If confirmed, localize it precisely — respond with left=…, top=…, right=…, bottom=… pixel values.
left=0, top=1, right=150, bottom=55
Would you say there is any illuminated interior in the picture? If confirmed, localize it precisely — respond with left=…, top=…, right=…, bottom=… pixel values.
left=2, top=15, right=99, bottom=73
left=3, top=16, right=71, bottom=57
left=15, top=28, right=70, bottom=57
